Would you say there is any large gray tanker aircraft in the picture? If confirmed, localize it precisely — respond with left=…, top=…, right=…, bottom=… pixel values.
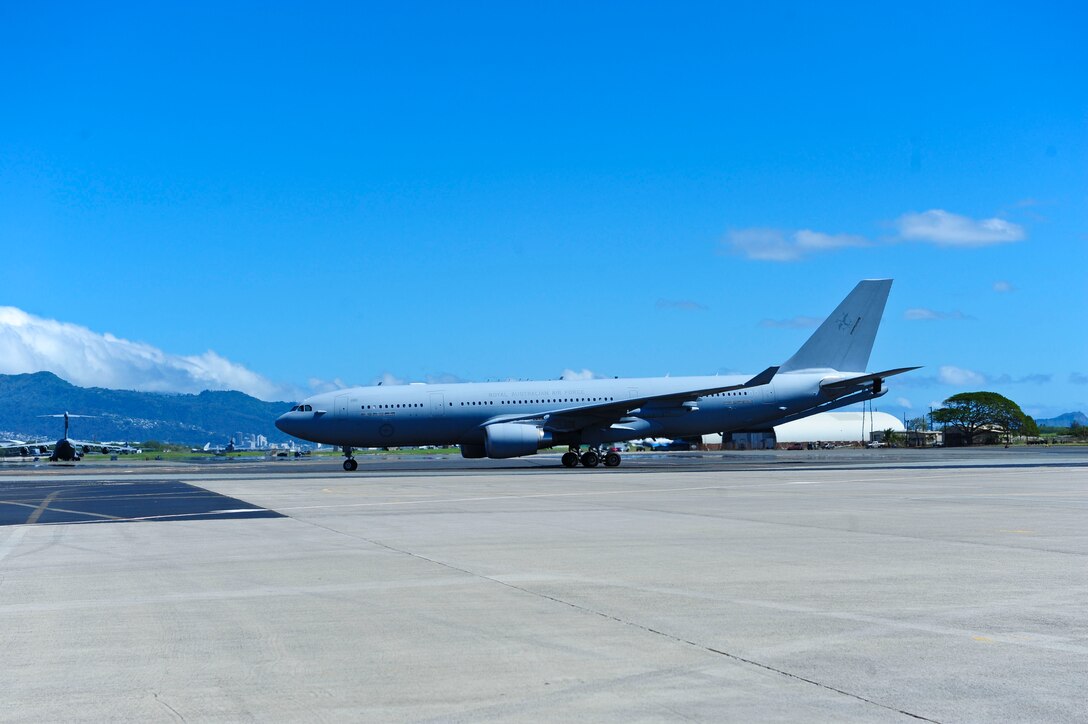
left=276, top=280, right=918, bottom=470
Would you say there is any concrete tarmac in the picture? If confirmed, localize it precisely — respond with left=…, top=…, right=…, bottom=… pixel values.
left=2, top=449, right=1086, bottom=722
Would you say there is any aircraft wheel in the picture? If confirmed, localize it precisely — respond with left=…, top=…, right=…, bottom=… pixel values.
left=580, top=450, right=600, bottom=468
left=343, top=458, right=358, bottom=471
left=604, top=452, right=621, bottom=467
left=561, top=452, right=579, bottom=468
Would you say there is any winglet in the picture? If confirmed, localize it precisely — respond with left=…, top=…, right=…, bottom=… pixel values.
left=744, top=366, right=779, bottom=387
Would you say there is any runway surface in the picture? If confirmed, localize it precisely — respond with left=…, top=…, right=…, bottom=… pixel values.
left=2, top=448, right=1086, bottom=722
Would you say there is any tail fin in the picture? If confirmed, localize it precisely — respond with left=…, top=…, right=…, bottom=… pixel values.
left=779, top=279, right=892, bottom=373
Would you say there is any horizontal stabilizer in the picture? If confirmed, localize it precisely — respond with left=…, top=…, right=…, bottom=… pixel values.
left=820, top=366, right=922, bottom=393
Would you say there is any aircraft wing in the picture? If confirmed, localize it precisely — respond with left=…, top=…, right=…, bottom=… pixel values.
left=480, top=366, right=779, bottom=433
left=0, top=441, right=51, bottom=456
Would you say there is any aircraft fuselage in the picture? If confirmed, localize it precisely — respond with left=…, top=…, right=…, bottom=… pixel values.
left=274, top=280, right=916, bottom=469
left=276, top=371, right=838, bottom=450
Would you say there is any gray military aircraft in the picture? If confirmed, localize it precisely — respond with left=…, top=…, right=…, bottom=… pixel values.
left=0, top=438, right=51, bottom=459
left=276, top=280, right=918, bottom=471
left=41, top=412, right=91, bottom=462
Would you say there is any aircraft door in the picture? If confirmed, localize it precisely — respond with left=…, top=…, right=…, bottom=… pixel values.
left=762, top=383, right=776, bottom=404
left=430, top=392, right=445, bottom=416
left=335, top=394, right=348, bottom=417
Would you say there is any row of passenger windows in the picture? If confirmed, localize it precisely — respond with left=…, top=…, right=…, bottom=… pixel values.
left=359, top=397, right=618, bottom=410
left=461, top=397, right=614, bottom=406
left=355, top=393, right=743, bottom=410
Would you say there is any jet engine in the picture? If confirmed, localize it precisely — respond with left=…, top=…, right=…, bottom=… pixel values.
left=483, top=423, right=553, bottom=459
left=459, top=443, right=486, bottom=459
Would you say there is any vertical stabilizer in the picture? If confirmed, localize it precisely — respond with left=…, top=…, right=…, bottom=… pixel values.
left=779, top=280, right=892, bottom=373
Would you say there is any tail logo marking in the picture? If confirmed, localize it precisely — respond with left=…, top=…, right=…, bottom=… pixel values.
left=838, top=313, right=861, bottom=335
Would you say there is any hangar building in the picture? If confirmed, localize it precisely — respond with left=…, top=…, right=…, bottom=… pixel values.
left=706, top=411, right=906, bottom=450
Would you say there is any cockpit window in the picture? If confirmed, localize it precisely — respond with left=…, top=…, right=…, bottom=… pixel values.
left=290, top=405, right=300, bottom=411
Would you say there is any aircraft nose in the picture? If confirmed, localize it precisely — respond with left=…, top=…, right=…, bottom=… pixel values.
left=275, top=412, right=296, bottom=436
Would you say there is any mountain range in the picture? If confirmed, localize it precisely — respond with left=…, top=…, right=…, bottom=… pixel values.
left=1036, top=411, right=1088, bottom=428
left=0, top=372, right=293, bottom=446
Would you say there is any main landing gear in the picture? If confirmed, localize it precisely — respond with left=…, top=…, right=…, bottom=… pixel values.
left=561, top=447, right=621, bottom=468
left=342, top=445, right=358, bottom=471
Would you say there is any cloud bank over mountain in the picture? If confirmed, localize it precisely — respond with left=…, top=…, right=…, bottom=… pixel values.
left=0, top=306, right=295, bottom=401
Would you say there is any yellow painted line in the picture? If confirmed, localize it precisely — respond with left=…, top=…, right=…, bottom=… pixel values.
left=25, top=490, right=62, bottom=525
left=1000, top=529, right=1034, bottom=534
left=1, top=498, right=123, bottom=522
left=973, top=636, right=993, bottom=643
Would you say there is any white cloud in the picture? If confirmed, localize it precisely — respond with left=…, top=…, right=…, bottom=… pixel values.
left=372, top=372, right=406, bottom=386
left=896, top=397, right=913, bottom=409
left=560, top=368, right=600, bottom=381
left=307, top=377, right=350, bottom=393
left=723, top=229, right=798, bottom=261
left=991, top=373, right=1051, bottom=385
left=793, top=229, right=869, bottom=251
left=759, top=316, right=822, bottom=329
left=656, top=298, right=709, bottom=311
left=896, top=209, right=1025, bottom=246
left=937, top=365, right=987, bottom=386
left=0, top=306, right=296, bottom=400
left=993, top=280, right=1016, bottom=293
left=904, top=308, right=972, bottom=321
left=425, top=372, right=468, bottom=384
left=723, top=228, right=867, bottom=262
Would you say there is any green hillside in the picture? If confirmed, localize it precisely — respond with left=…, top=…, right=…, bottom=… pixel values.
left=0, top=372, right=294, bottom=446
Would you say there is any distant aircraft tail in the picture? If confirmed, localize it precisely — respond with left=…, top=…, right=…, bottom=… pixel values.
left=779, top=279, right=892, bottom=373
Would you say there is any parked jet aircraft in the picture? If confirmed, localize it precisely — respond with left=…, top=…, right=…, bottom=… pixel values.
left=0, top=438, right=51, bottom=459
left=2, top=416, right=141, bottom=461
left=95, top=441, right=143, bottom=455
left=190, top=437, right=239, bottom=455
left=276, top=280, right=918, bottom=470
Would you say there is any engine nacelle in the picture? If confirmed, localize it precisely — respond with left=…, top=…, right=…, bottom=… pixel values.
left=460, top=443, right=486, bottom=459
left=484, top=423, right=552, bottom=459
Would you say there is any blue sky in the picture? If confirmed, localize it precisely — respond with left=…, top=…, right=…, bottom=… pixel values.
left=1, top=2, right=1085, bottom=420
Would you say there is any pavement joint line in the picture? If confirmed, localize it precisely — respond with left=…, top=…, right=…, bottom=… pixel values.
left=0, top=526, right=27, bottom=562
left=270, top=473, right=976, bottom=512
left=581, top=500, right=1088, bottom=557
left=293, top=515, right=943, bottom=724
left=28, top=507, right=274, bottom=526
left=274, top=484, right=757, bottom=510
